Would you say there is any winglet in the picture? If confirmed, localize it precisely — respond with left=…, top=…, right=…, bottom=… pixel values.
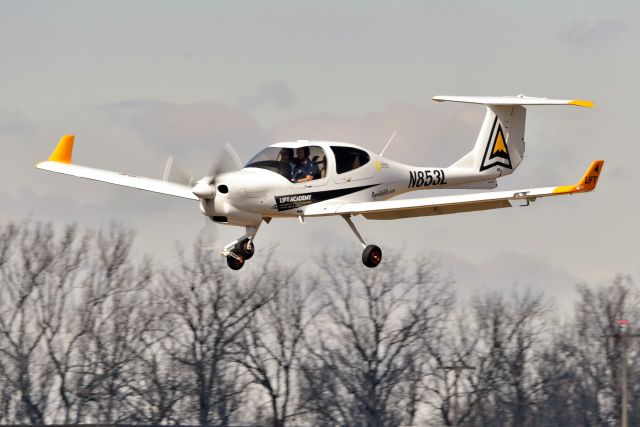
left=47, top=135, right=75, bottom=164
left=568, top=99, right=595, bottom=108
left=553, top=160, right=604, bottom=194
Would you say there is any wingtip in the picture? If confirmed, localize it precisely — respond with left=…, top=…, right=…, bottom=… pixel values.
left=47, top=134, right=75, bottom=163
left=569, top=99, right=595, bottom=108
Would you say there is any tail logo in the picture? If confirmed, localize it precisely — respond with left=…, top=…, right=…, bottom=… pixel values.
left=480, top=117, right=512, bottom=172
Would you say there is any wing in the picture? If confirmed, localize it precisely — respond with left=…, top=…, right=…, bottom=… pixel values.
left=36, top=135, right=198, bottom=200
left=304, top=160, right=603, bottom=220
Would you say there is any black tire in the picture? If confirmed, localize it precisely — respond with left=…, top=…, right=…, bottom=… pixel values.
left=226, top=252, right=245, bottom=270
left=362, top=244, right=382, bottom=268
left=235, top=239, right=255, bottom=260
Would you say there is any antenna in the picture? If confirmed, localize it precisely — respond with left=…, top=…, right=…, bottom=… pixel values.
left=379, top=130, right=397, bottom=157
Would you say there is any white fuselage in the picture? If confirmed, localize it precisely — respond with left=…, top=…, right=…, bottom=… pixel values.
left=203, top=140, right=500, bottom=227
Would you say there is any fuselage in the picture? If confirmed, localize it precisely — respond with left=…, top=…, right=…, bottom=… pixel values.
left=203, top=140, right=500, bottom=227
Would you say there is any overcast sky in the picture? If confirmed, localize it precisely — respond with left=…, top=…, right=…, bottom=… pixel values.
left=1, top=1, right=638, bottom=306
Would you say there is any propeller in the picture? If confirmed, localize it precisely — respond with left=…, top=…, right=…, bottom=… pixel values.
left=192, top=143, right=243, bottom=199
left=163, top=143, right=243, bottom=249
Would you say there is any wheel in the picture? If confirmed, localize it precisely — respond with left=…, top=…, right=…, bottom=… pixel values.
left=235, top=239, right=255, bottom=260
left=226, top=252, right=245, bottom=270
left=362, top=245, right=382, bottom=268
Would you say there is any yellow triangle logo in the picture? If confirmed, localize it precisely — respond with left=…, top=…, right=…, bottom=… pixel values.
left=479, top=120, right=512, bottom=171
left=492, top=129, right=507, bottom=154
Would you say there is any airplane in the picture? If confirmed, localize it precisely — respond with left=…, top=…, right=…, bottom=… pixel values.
left=36, top=95, right=604, bottom=270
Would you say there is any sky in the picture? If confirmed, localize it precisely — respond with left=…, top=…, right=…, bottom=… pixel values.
left=1, top=0, right=638, bottom=307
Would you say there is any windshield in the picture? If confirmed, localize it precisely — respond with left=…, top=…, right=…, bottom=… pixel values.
left=246, top=146, right=327, bottom=181
left=245, top=147, right=295, bottom=179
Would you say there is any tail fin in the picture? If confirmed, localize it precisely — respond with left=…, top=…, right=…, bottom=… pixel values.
left=435, top=95, right=594, bottom=177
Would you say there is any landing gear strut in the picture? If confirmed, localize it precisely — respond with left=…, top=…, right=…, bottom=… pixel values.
left=342, top=215, right=382, bottom=268
left=222, top=225, right=260, bottom=270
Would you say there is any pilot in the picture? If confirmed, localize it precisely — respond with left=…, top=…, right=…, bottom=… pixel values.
left=291, top=147, right=319, bottom=183
left=279, top=148, right=295, bottom=175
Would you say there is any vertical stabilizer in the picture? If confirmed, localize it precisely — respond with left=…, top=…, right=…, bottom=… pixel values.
left=450, top=105, right=526, bottom=177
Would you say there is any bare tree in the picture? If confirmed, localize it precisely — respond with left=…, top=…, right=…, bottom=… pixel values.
left=74, top=225, right=154, bottom=424
left=0, top=221, right=86, bottom=423
left=423, top=308, right=480, bottom=426
left=459, top=289, right=552, bottom=427
left=125, top=316, right=189, bottom=425
left=299, top=253, right=454, bottom=427
left=3, top=218, right=640, bottom=426
left=549, top=275, right=640, bottom=426
left=160, top=243, right=272, bottom=426
left=34, top=224, right=90, bottom=424
left=234, top=268, right=324, bottom=427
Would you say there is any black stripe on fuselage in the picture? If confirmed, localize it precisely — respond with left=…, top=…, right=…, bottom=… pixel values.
left=275, top=184, right=380, bottom=211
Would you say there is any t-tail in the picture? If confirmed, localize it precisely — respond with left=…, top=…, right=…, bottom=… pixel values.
left=435, top=95, right=594, bottom=178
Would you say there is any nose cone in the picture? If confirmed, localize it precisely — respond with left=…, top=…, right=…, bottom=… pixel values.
left=192, top=178, right=215, bottom=199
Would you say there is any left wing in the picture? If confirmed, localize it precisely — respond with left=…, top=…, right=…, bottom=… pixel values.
left=36, top=135, right=198, bottom=200
left=304, top=160, right=603, bottom=220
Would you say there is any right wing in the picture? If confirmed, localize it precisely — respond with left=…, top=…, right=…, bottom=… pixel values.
left=304, top=160, right=604, bottom=220
left=36, top=135, right=198, bottom=200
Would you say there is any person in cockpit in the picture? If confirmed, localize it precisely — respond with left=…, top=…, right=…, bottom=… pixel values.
left=278, top=148, right=295, bottom=176
left=291, top=147, right=319, bottom=183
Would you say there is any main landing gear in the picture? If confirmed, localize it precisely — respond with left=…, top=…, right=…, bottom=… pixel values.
left=343, top=215, right=382, bottom=268
left=222, top=225, right=259, bottom=271
left=221, top=218, right=382, bottom=270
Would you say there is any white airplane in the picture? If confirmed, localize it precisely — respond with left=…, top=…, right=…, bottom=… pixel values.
left=37, top=95, right=603, bottom=270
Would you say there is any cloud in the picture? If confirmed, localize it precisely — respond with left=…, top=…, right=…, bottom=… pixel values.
left=98, top=100, right=271, bottom=167
left=0, top=110, right=37, bottom=138
left=271, top=103, right=479, bottom=166
left=432, top=250, right=581, bottom=312
left=236, top=81, right=294, bottom=110
left=95, top=100, right=479, bottom=176
left=559, top=20, right=627, bottom=47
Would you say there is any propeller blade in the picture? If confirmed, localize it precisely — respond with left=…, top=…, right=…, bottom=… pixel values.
left=200, top=217, right=219, bottom=251
left=209, top=142, right=243, bottom=176
left=163, top=156, right=196, bottom=186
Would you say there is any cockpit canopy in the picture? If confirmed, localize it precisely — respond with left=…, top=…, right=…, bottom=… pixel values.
left=245, top=143, right=372, bottom=182
left=246, top=145, right=327, bottom=181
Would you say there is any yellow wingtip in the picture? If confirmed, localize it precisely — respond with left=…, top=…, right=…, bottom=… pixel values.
left=569, top=99, right=595, bottom=108
left=553, top=160, right=604, bottom=194
left=48, top=135, right=75, bottom=163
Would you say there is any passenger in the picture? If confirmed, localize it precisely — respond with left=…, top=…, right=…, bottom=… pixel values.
left=291, top=147, right=319, bottom=183
left=279, top=148, right=295, bottom=176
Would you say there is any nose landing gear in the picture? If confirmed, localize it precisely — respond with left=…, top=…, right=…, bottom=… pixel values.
left=226, top=252, right=245, bottom=270
left=342, top=215, right=382, bottom=268
left=221, top=225, right=259, bottom=270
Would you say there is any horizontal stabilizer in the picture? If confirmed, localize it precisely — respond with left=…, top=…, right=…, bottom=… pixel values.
left=433, top=95, right=594, bottom=108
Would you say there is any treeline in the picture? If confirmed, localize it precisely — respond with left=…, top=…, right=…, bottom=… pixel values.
left=0, top=221, right=637, bottom=426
